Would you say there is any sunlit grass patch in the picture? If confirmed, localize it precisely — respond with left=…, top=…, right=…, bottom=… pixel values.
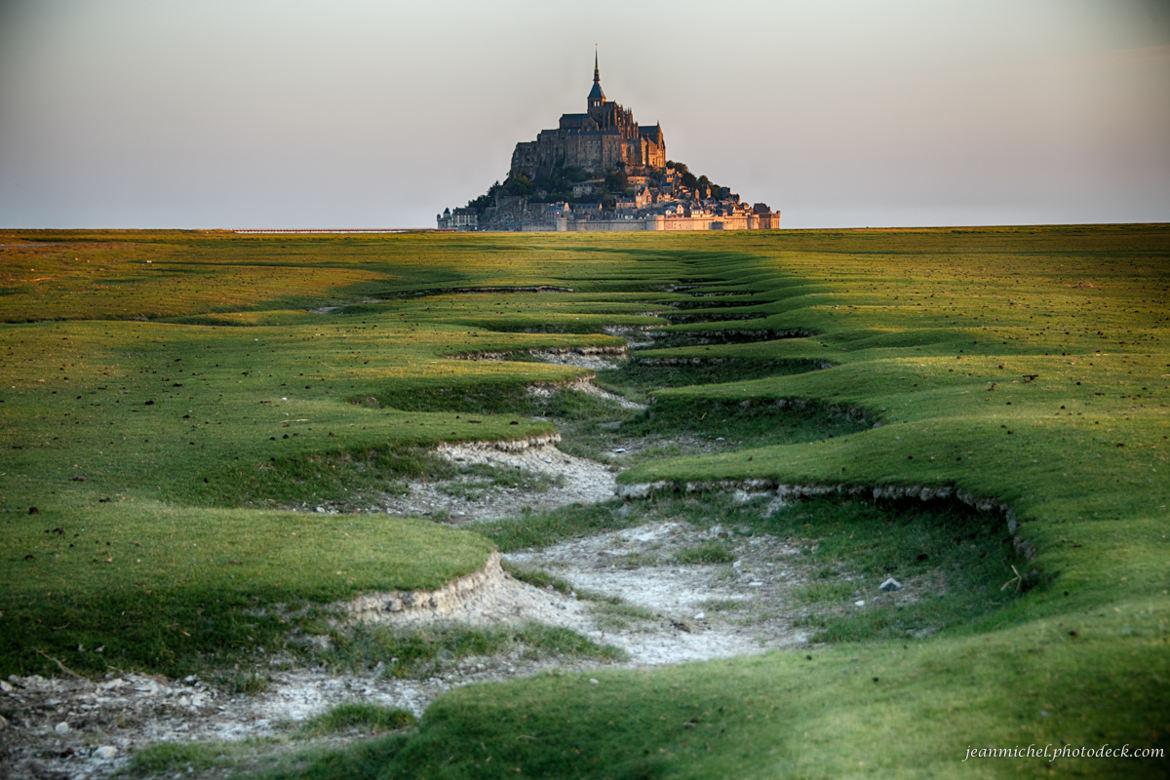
left=0, top=233, right=392, bottom=322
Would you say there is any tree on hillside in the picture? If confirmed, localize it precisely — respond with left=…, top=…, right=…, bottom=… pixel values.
left=604, top=167, right=628, bottom=192
left=466, top=181, right=502, bottom=216
left=562, top=166, right=590, bottom=183
left=696, top=175, right=712, bottom=198
left=502, top=174, right=535, bottom=197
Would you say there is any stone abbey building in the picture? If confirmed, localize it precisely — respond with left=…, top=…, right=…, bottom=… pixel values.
left=438, top=54, right=779, bottom=232
left=509, top=52, right=666, bottom=180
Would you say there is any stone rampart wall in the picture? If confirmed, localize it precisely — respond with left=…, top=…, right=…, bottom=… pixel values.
left=569, top=217, right=653, bottom=232
left=559, top=214, right=779, bottom=232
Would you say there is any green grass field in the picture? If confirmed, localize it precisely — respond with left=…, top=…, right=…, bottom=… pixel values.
left=2, top=226, right=1168, bottom=777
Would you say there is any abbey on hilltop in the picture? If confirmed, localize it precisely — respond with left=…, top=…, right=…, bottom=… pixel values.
left=438, top=52, right=779, bottom=232
left=509, top=51, right=667, bottom=181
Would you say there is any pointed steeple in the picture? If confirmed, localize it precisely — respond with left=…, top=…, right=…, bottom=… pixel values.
left=588, top=46, right=606, bottom=109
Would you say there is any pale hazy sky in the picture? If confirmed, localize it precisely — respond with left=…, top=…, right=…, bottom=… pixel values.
left=2, top=0, right=1168, bottom=228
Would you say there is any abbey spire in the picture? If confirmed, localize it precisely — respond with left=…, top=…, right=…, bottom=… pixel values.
left=588, top=48, right=606, bottom=110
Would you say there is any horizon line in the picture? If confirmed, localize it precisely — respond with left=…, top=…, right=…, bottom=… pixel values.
left=2, top=221, right=1168, bottom=234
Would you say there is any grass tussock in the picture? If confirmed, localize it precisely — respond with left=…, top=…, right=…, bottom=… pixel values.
left=298, top=703, right=416, bottom=737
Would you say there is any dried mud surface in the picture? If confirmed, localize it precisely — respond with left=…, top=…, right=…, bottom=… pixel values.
left=506, top=519, right=813, bottom=663
left=377, top=439, right=620, bottom=523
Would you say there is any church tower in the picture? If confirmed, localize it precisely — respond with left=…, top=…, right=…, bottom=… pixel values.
left=587, top=49, right=606, bottom=113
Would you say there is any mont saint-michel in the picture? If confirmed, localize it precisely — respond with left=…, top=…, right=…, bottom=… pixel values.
left=438, top=54, right=780, bottom=232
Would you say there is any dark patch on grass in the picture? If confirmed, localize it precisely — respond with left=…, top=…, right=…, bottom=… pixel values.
left=589, top=599, right=658, bottom=631
left=500, top=560, right=578, bottom=595
left=649, top=326, right=812, bottom=348
left=321, top=622, right=625, bottom=678
left=621, top=396, right=870, bottom=448
left=662, top=310, right=764, bottom=323
left=762, top=496, right=1023, bottom=641
left=223, top=668, right=273, bottom=694
left=598, top=357, right=823, bottom=395
left=368, top=381, right=537, bottom=415
left=477, top=501, right=638, bottom=552
left=672, top=295, right=762, bottom=309
left=435, top=465, right=564, bottom=502
left=541, top=387, right=631, bottom=422
left=299, top=703, right=416, bottom=737
left=254, top=734, right=409, bottom=780
left=0, top=585, right=308, bottom=678
left=189, top=445, right=451, bottom=510
left=126, top=741, right=228, bottom=777
left=367, top=381, right=625, bottom=424
left=672, top=540, right=736, bottom=564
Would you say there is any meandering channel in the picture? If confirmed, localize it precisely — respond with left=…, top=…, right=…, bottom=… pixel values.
left=6, top=282, right=1026, bottom=778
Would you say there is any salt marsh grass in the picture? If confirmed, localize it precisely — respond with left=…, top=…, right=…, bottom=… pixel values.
left=2, top=225, right=1167, bottom=777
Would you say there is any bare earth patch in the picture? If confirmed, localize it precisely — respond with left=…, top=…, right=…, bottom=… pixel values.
left=377, top=439, right=619, bottom=522
left=343, top=526, right=811, bottom=666
left=528, top=348, right=627, bottom=372
left=506, top=520, right=811, bottom=663
left=0, top=670, right=445, bottom=779
left=527, top=375, right=646, bottom=410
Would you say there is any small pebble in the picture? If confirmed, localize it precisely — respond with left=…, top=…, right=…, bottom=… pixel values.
left=95, top=745, right=118, bottom=760
left=54, top=721, right=70, bottom=735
